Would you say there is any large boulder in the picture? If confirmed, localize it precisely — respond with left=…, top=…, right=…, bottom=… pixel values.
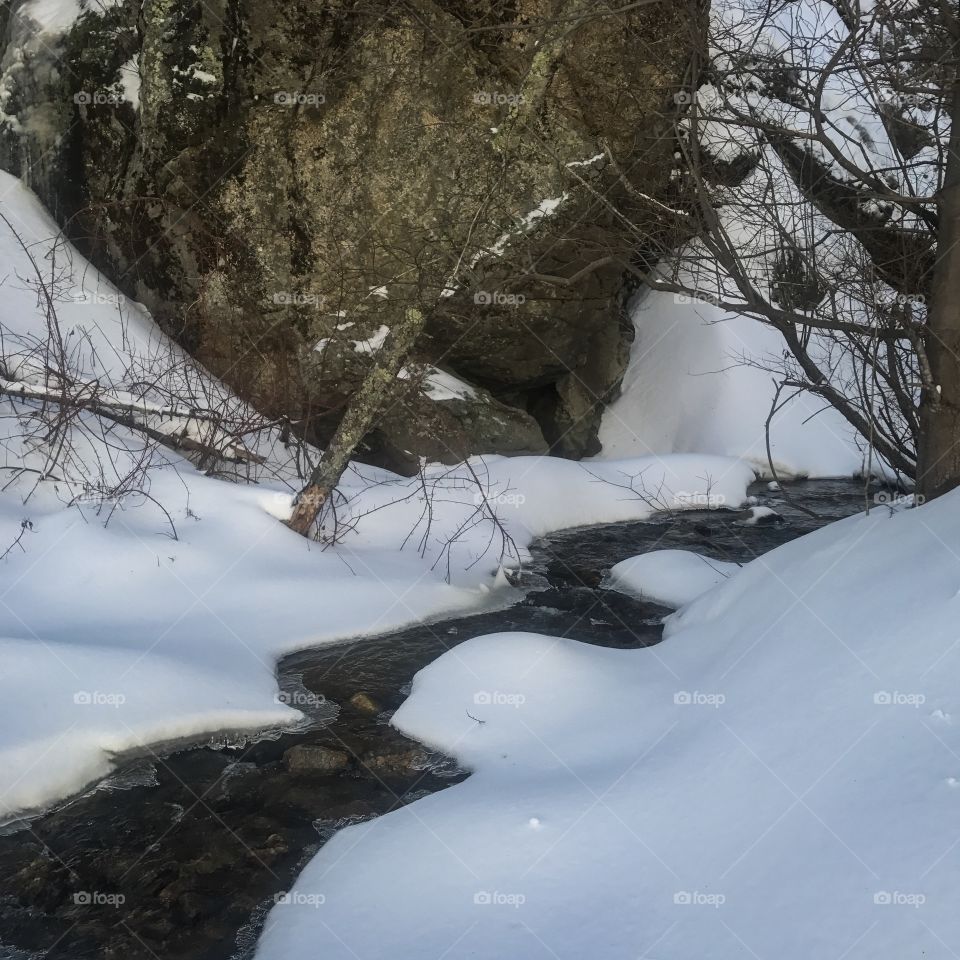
left=0, top=0, right=692, bottom=461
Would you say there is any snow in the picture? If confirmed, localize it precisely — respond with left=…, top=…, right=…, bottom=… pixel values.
left=350, top=324, right=390, bottom=354
left=400, top=365, right=481, bottom=402
left=256, top=491, right=960, bottom=960
left=0, top=172, right=759, bottom=821
left=597, top=288, right=870, bottom=478
left=17, top=0, right=82, bottom=34
left=606, top=549, right=739, bottom=608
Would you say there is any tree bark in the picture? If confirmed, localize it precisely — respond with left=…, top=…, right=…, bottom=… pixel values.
left=917, top=67, right=960, bottom=502
left=286, top=307, right=427, bottom=536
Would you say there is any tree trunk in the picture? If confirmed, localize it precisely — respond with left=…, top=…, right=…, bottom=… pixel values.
left=286, top=308, right=427, bottom=536
left=917, top=67, right=960, bottom=502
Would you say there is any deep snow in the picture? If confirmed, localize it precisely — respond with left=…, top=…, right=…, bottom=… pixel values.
left=597, top=288, right=868, bottom=477
left=255, top=492, right=960, bottom=960
left=0, top=172, right=757, bottom=820
left=606, top=548, right=740, bottom=608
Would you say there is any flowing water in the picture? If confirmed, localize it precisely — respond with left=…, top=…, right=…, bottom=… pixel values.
left=0, top=480, right=871, bottom=960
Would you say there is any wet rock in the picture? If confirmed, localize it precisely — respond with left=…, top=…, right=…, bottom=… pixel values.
left=361, top=748, right=431, bottom=779
left=348, top=692, right=382, bottom=716
left=741, top=506, right=783, bottom=526
left=283, top=744, right=350, bottom=776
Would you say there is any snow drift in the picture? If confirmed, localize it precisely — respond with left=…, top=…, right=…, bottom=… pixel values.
left=256, top=493, right=960, bottom=960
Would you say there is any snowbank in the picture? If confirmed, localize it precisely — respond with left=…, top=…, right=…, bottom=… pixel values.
left=0, top=450, right=754, bottom=819
left=256, top=492, right=960, bottom=960
left=597, top=289, right=868, bottom=478
left=0, top=172, right=757, bottom=820
left=605, top=548, right=739, bottom=608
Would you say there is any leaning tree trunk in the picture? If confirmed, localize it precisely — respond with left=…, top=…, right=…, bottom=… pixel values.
left=917, top=64, right=960, bottom=502
left=286, top=307, right=427, bottom=536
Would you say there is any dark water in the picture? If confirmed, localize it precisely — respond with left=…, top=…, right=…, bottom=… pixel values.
left=0, top=480, right=870, bottom=960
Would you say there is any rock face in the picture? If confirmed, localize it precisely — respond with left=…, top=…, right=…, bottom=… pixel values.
left=0, top=0, right=691, bottom=466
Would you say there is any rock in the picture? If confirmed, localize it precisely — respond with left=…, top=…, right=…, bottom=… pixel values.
left=283, top=744, right=350, bottom=776
left=742, top=506, right=782, bottom=526
left=366, top=370, right=547, bottom=474
left=348, top=692, right=382, bottom=716
left=361, top=748, right=430, bottom=779
left=0, top=0, right=693, bottom=464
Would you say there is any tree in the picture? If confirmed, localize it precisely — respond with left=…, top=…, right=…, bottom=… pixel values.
left=917, top=5, right=960, bottom=499
left=644, top=0, right=958, bottom=496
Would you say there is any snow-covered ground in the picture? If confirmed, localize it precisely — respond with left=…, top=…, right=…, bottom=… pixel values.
left=597, top=288, right=868, bottom=477
left=0, top=172, right=756, bottom=821
left=606, top=548, right=740, bottom=608
left=256, top=492, right=960, bottom=960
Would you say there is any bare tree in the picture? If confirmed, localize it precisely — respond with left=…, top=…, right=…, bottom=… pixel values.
left=632, top=0, right=958, bottom=495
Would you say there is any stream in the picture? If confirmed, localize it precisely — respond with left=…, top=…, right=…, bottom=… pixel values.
left=0, top=479, right=870, bottom=960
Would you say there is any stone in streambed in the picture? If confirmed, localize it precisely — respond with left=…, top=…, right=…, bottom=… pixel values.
left=348, top=692, right=382, bottom=715
left=283, top=745, right=350, bottom=776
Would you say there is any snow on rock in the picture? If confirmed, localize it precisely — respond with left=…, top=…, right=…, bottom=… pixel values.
left=606, top=549, right=739, bottom=608
left=398, top=365, right=481, bottom=402
left=255, top=491, right=960, bottom=960
left=350, top=324, right=390, bottom=354
left=743, top=505, right=780, bottom=525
